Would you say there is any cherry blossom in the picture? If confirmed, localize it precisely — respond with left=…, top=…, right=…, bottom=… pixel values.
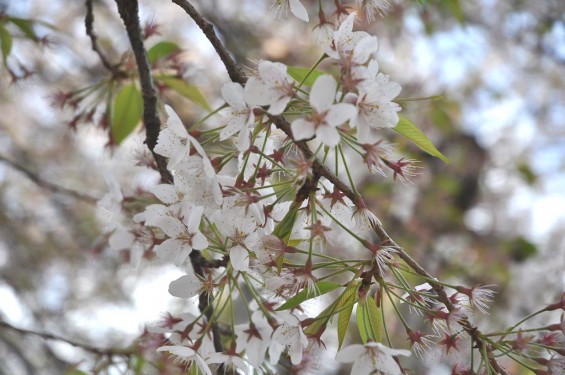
left=322, top=12, right=370, bottom=60
left=336, top=341, right=411, bottom=375
left=356, top=0, right=392, bottom=21
left=235, top=311, right=273, bottom=367
left=154, top=105, right=205, bottom=169
left=269, top=312, right=308, bottom=365
left=157, top=346, right=211, bottom=375
left=291, top=75, right=356, bottom=147
left=153, top=205, right=208, bottom=267
left=206, top=352, right=250, bottom=375
left=168, top=273, right=203, bottom=298
left=244, top=60, right=295, bottom=115
left=97, top=172, right=123, bottom=231
left=218, top=82, right=255, bottom=152
left=347, top=74, right=402, bottom=142
left=270, top=0, right=309, bottom=22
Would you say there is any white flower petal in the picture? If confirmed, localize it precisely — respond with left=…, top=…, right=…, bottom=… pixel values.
left=336, top=344, right=366, bottom=363
left=243, top=78, right=271, bottom=106
left=230, top=245, right=249, bottom=271
left=151, top=184, right=181, bottom=204
left=159, top=216, right=186, bottom=238
left=316, top=125, right=340, bottom=146
left=325, top=103, right=356, bottom=127
left=310, top=75, right=337, bottom=112
left=169, top=274, right=201, bottom=298
left=222, top=82, right=247, bottom=109
left=289, top=0, right=309, bottom=22
left=165, top=105, right=189, bottom=138
left=186, top=206, right=204, bottom=231
left=237, top=127, right=251, bottom=152
left=109, top=230, right=134, bottom=250
left=268, top=96, right=290, bottom=115
left=291, top=118, right=315, bottom=140
left=352, top=36, right=379, bottom=65
left=351, top=355, right=375, bottom=375
left=154, top=239, right=180, bottom=262
left=192, top=231, right=209, bottom=250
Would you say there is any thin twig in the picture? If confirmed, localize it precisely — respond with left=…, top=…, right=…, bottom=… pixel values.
left=115, top=0, right=172, bottom=184
left=0, top=320, right=134, bottom=357
left=85, top=0, right=124, bottom=78
left=171, top=0, right=246, bottom=85
left=0, top=154, right=98, bottom=204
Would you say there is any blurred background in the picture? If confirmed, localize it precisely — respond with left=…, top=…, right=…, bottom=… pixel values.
left=0, top=0, right=564, bottom=373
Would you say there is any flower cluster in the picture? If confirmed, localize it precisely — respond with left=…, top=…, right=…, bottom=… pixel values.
left=94, top=8, right=565, bottom=375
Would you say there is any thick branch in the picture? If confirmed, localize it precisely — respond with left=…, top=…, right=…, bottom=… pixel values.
left=114, top=0, right=172, bottom=184
left=189, top=251, right=223, bottom=353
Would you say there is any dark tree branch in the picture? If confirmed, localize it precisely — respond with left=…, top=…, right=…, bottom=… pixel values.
left=189, top=251, right=224, bottom=353
left=171, top=1, right=508, bottom=372
left=0, top=320, right=134, bottom=357
left=115, top=0, right=223, bottom=358
left=85, top=0, right=124, bottom=78
left=114, top=0, right=172, bottom=184
left=0, top=154, right=98, bottom=204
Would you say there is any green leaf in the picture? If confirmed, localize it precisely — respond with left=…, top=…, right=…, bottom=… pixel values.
left=337, top=285, right=358, bottom=349
left=287, top=66, right=325, bottom=87
left=147, top=41, right=180, bottom=65
left=0, top=25, right=13, bottom=63
left=356, top=297, right=382, bottom=343
left=277, top=281, right=341, bottom=311
left=272, top=203, right=299, bottom=242
left=444, top=0, right=465, bottom=23
left=156, top=76, right=211, bottom=111
left=393, top=115, right=450, bottom=163
left=8, top=17, right=37, bottom=40
left=111, top=83, right=143, bottom=144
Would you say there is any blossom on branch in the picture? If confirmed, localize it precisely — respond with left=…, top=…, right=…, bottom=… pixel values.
left=291, top=75, right=356, bottom=147
left=336, top=341, right=411, bottom=375
left=218, top=82, right=256, bottom=152
left=244, top=60, right=296, bottom=115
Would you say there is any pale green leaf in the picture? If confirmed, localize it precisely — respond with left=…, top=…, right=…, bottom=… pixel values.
left=356, top=297, right=382, bottom=343
left=277, top=281, right=341, bottom=311
left=356, top=301, right=368, bottom=343
left=337, top=285, right=357, bottom=349
left=393, top=115, right=450, bottom=163
left=147, top=41, right=180, bottom=64
left=8, top=17, right=37, bottom=40
left=365, top=296, right=383, bottom=342
left=111, top=83, right=143, bottom=144
left=287, top=66, right=325, bottom=87
left=156, top=76, right=211, bottom=111
left=0, top=26, right=13, bottom=63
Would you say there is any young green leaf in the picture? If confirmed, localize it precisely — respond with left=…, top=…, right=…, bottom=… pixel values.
left=111, top=83, right=143, bottom=144
left=287, top=66, right=325, bottom=87
left=0, top=26, right=13, bottom=63
left=272, top=203, right=299, bottom=242
left=276, top=281, right=341, bottom=311
left=147, top=41, right=180, bottom=64
left=8, top=18, right=37, bottom=41
left=356, top=296, right=382, bottom=343
left=156, top=76, right=211, bottom=111
left=393, top=115, right=450, bottom=163
left=337, top=284, right=358, bottom=349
